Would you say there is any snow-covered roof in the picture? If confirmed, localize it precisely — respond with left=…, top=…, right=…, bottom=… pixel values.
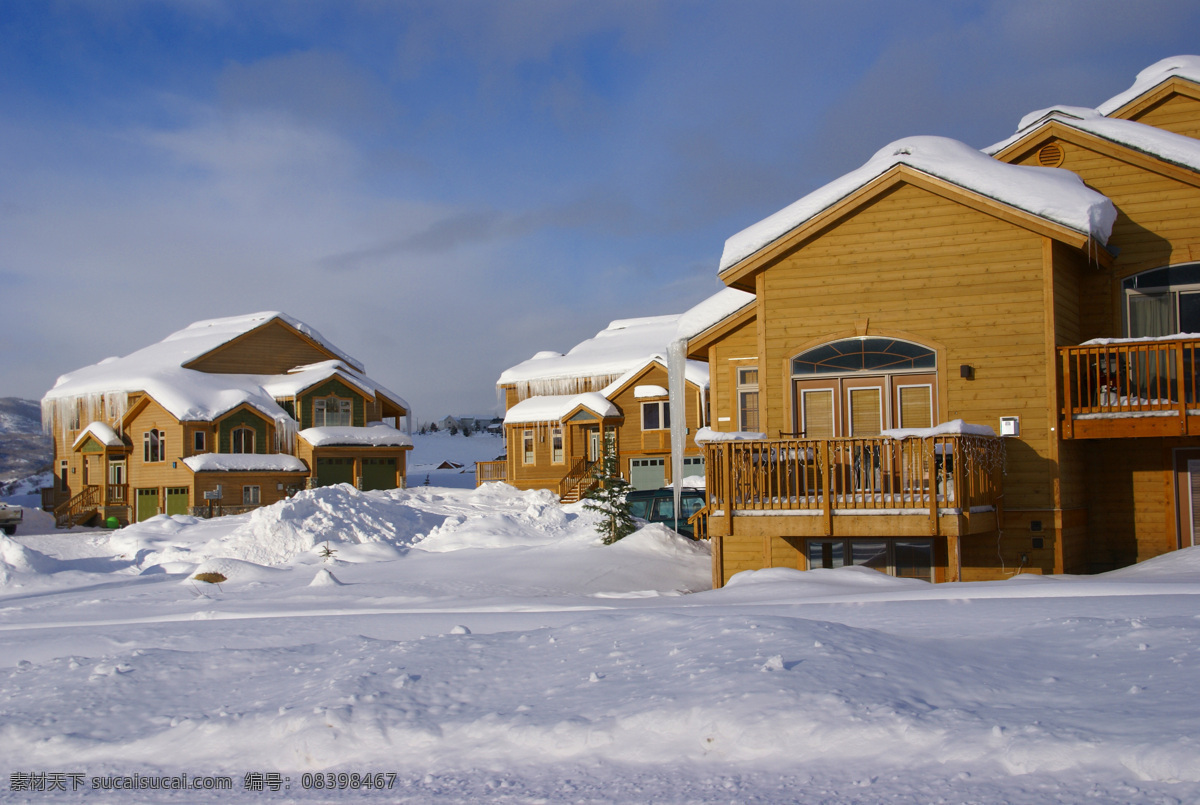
left=986, top=108, right=1200, bottom=175
left=503, top=393, right=620, bottom=425
left=43, top=312, right=405, bottom=425
left=72, top=421, right=125, bottom=449
left=299, top=425, right=414, bottom=448
left=498, top=315, right=685, bottom=396
left=634, top=385, right=668, bottom=399
left=183, top=453, right=309, bottom=473
left=675, top=288, right=756, bottom=342
left=694, top=426, right=766, bottom=445
left=599, top=356, right=710, bottom=397
left=1097, top=55, right=1200, bottom=116
left=719, top=136, right=1117, bottom=273
left=262, top=360, right=410, bottom=415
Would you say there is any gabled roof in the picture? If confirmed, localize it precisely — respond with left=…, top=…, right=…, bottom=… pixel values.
left=1097, top=55, right=1200, bottom=117
left=986, top=108, right=1200, bottom=179
left=72, top=421, right=125, bottom=450
left=600, top=355, right=709, bottom=399
left=44, top=312, right=405, bottom=425
left=498, top=314, right=686, bottom=398
left=718, top=136, right=1117, bottom=279
left=503, top=393, right=621, bottom=426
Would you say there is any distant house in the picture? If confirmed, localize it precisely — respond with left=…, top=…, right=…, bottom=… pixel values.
left=42, top=312, right=412, bottom=526
left=480, top=315, right=713, bottom=500
left=684, top=56, right=1200, bottom=585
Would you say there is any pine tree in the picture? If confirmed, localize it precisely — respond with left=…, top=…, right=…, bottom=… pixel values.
left=583, top=432, right=637, bottom=545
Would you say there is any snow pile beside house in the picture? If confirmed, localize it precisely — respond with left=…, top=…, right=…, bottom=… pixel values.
left=719, top=135, right=1117, bottom=273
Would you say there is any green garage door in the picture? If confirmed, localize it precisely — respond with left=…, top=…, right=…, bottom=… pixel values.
left=630, top=458, right=667, bottom=491
left=165, top=487, right=189, bottom=516
left=136, top=488, right=159, bottom=522
left=362, top=457, right=397, bottom=491
left=315, top=457, right=355, bottom=487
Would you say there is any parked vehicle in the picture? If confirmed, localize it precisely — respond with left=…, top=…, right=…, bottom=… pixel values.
left=0, top=502, right=23, bottom=535
left=625, top=488, right=706, bottom=539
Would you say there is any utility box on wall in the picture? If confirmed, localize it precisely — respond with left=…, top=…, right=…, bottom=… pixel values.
left=999, top=416, right=1020, bottom=437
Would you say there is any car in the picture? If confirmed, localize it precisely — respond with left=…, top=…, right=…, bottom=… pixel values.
left=0, top=501, right=23, bottom=536
left=625, top=487, right=706, bottom=539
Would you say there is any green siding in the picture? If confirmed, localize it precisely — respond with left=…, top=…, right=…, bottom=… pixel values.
left=219, top=410, right=269, bottom=454
left=299, top=379, right=367, bottom=429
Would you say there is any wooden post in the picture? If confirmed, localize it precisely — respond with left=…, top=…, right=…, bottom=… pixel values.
left=1061, top=349, right=1074, bottom=439
left=822, top=441, right=833, bottom=536
left=929, top=438, right=939, bottom=537
left=1177, top=344, right=1188, bottom=435
left=723, top=444, right=733, bottom=533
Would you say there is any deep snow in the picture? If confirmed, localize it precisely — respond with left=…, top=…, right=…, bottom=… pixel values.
left=1, top=470, right=1199, bottom=803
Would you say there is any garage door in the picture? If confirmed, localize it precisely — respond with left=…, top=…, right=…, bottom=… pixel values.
left=629, top=458, right=666, bottom=491
left=362, top=457, right=397, bottom=491
left=136, top=488, right=159, bottom=522
left=165, top=487, right=189, bottom=516
left=315, top=457, right=355, bottom=487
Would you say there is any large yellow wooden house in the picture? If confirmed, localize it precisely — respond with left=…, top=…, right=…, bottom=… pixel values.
left=41, top=312, right=412, bottom=526
left=481, top=311, right=730, bottom=501
left=683, top=56, right=1200, bottom=586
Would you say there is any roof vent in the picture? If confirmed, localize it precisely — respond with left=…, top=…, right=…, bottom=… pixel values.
left=1037, top=143, right=1065, bottom=168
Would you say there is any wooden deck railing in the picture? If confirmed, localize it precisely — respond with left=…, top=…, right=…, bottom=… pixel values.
left=1059, top=338, right=1200, bottom=437
left=106, top=484, right=129, bottom=505
left=558, top=457, right=599, bottom=502
left=704, top=434, right=1003, bottom=519
left=475, top=460, right=507, bottom=485
left=54, top=484, right=102, bottom=528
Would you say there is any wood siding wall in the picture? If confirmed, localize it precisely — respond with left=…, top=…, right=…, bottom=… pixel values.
left=757, top=183, right=1057, bottom=513
left=185, top=319, right=341, bottom=375
left=706, top=319, right=760, bottom=434
left=1124, top=92, right=1200, bottom=141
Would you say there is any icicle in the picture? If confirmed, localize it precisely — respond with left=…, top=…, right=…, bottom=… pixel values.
left=667, top=336, right=689, bottom=532
left=275, top=416, right=299, bottom=455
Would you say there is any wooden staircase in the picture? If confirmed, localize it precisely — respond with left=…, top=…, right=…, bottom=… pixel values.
left=54, top=485, right=101, bottom=528
left=558, top=457, right=599, bottom=503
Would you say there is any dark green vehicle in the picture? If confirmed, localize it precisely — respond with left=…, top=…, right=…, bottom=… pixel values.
left=625, top=488, right=706, bottom=539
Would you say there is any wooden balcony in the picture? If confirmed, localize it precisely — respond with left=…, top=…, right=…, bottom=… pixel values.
left=1060, top=338, right=1200, bottom=438
left=475, top=460, right=507, bottom=486
left=702, top=434, right=1004, bottom=538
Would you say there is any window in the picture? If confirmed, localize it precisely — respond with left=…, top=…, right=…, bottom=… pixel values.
left=143, top=429, right=165, bottom=463
left=231, top=427, right=255, bottom=454
left=523, top=429, right=535, bottom=464
left=805, top=538, right=932, bottom=583
left=243, top=485, right=260, bottom=506
left=791, top=337, right=938, bottom=437
left=193, top=430, right=205, bottom=453
left=1123, top=263, right=1200, bottom=336
left=737, top=367, right=759, bottom=431
left=641, top=401, right=670, bottom=430
left=551, top=427, right=564, bottom=463
left=314, top=396, right=352, bottom=427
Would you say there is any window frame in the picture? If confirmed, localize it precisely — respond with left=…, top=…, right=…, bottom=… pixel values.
left=242, top=485, right=261, bottom=506
left=193, top=430, right=205, bottom=453
left=143, top=429, right=165, bottom=463
left=522, top=429, right=535, bottom=465
left=551, top=426, right=564, bottom=464
left=314, top=395, right=353, bottom=428
left=641, top=400, right=671, bottom=431
left=230, top=426, right=255, bottom=454
left=736, top=366, right=760, bottom=431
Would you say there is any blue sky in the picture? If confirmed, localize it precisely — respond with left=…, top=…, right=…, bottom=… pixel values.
left=2, top=1, right=1199, bottom=421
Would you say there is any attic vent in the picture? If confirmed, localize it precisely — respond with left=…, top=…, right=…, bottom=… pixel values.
left=1037, top=143, right=1065, bottom=168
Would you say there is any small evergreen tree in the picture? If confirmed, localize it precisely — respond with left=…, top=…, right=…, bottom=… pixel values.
left=449, top=424, right=459, bottom=435
left=583, top=432, right=637, bottom=545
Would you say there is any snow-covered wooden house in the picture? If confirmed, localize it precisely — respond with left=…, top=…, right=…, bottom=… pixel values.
left=41, top=312, right=412, bottom=526
left=684, top=56, right=1200, bottom=586
left=483, top=314, right=711, bottom=501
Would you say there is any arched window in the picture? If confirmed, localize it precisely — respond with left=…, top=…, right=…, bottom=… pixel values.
left=231, top=426, right=255, bottom=454
left=791, top=337, right=937, bottom=438
left=1123, top=263, right=1200, bottom=337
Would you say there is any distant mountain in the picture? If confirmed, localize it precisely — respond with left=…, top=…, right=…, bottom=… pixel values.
left=0, top=397, right=42, bottom=434
left=0, top=398, right=51, bottom=484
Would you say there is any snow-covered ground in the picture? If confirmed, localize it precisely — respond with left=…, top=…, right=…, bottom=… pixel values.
left=2, top=475, right=1199, bottom=803
left=406, top=430, right=505, bottom=489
